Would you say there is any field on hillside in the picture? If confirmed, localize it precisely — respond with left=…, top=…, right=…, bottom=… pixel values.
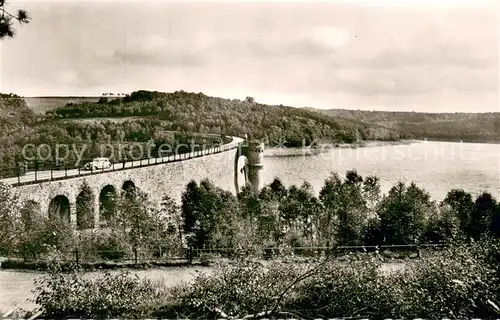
left=58, top=116, right=156, bottom=124
left=24, top=97, right=100, bottom=114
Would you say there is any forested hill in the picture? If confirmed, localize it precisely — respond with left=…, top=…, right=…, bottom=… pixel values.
left=46, top=90, right=401, bottom=147
left=0, top=93, right=220, bottom=171
left=308, top=108, right=500, bottom=143
left=0, top=93, right=38, bottom=134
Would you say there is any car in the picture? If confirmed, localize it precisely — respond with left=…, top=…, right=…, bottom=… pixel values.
left=82, top=158, right=112, bottom=170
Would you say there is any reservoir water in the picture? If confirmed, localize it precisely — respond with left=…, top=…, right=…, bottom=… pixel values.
left=262, top=141, right=499, bottom=201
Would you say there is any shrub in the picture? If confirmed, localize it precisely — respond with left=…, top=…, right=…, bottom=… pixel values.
left=167, top=260, right=305, bottom=318
left=77, top=230, right=130, bottom=262
left=17, top=215, right=75, bottom=261
left=31, top=241, right=500, bottom=319
left=33, top=263, right=163, bottom=319
left=168, top=241, right=500, bottom=319
left=95, top=235, right=128, bottom=261
left=292, top=255, right=389, bottom=318
left=392, top=242, right=499, bottom=318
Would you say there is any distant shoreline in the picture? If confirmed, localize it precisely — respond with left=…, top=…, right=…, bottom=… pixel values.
left=263, top=138, right=500, bottom=157
left=415, top=138, right=500, bottom=145
left=264, top=140, right=419, bottom=157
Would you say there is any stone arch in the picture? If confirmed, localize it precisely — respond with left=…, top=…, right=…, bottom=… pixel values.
left=122, top=180, right=136, bottom=200
left=122, top=180, right=136, bottom=192
left=48, top=195, right=71, bottom=223
left=99, top=185, right=117, bottom=222
left=76, top=186, right=95, bottom=229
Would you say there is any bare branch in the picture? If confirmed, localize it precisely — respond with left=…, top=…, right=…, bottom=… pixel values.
left=267, top=257, right=330, bottom=316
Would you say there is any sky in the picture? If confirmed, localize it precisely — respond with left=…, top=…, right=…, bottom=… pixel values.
left=0, top=0, right=498, bottom=112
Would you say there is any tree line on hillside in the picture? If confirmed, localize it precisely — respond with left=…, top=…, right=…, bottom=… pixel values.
left=1, top=171, right=498, bottom=261
left=0, top=92, right=397, bottom=175
left=46, top=90, right=402, bottom=146
left=317, top=108, right=500, bottom=143
left=0, top=95, right=227, bottom=176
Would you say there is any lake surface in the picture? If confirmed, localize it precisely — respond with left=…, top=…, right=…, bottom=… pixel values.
left=262, top=141, right=500, bottom=201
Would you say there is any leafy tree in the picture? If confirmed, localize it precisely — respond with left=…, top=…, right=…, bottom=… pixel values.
left=211, top=189, right=241, bottom=252
left=111, top=189, right=166, bottom=253
left=423, top=204, right=460, bottom=244
left=0, top=0, right=29, bottom=39
left=279, top=183, right=321, bottom=246
left=294, top=182, right=322, bottom=245
left=181, top=179, right=223, bottom=250
left=362, top=175, right=381, bottom=214
left=16, top=200, right=74, bottom=260
left=359, top=175, right=382, bottom=245
left=245, top=96, right=255, bottom=103
left=158, top=194, right=183, bottom=255
left=237, top=184, right=264, bottom=247
left=319, top=172, right=343, bottom=246
left=181, top=179, right=245, bottom=254
left=16, top=200, right=44, bottom=259
left=377, top=182, right=432, bottom=245
left=238, top=183, right=262, bottom=219
left=469, top=192, right=497, bottom=240
left=279, top=185, right=303, bottom=230
left=181, top=180, right=204, bottom=250
left=319, top=170, right=368, bottom=246
left=76, top=181, right=95, bottom=229
left=362, top=216, right=383, bottom=246
left=336, top=170, right=367, bottom=245
left=268, top=178, right=288, bottom=202
left=0, top=182, right=20, bottom=253
left=442, top=189, right=475, bottom=238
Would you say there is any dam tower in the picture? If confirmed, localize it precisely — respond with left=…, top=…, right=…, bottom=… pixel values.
left=235, top=139, right=265, bottom=193
left=246, top=140, right=264, bottom=192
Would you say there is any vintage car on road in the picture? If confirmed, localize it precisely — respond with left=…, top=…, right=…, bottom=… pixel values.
left=82, top=158, right=112, bottom=170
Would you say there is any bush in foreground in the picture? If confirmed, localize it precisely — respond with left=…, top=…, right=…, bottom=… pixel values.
left=33, top=241, right=500, bottom=319
left=33, top=263, right=166, bottom=319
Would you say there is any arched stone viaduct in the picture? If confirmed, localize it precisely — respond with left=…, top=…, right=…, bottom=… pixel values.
left=8, top=138, right=265, bottom=229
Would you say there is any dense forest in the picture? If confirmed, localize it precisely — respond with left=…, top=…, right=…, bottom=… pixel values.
left=310, top=108, right=500, bottom=143
left=46, top=90, right=402, bottom=146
